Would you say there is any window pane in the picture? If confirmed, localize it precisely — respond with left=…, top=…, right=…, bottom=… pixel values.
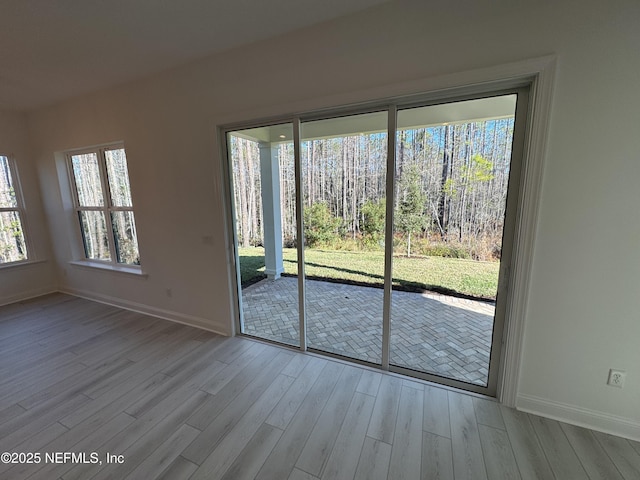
left=300, top=111, right=388, bottom=364
left=390, top=95, right=517, bottom=387
left=228, top=124, right=300, bottom=347
left=111, top=211, right=140, bottom=265
left=105, top=148, right=133, bottom=207
left=79, top=211, right=111, bottom=260
left=0, top=211, right=27, bottom=263
left=0, top=156, right=17, bottom=208
left=72, top=153, right=104, bottom=207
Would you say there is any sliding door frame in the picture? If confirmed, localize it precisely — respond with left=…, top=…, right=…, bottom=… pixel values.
left=220, top=57, right=556, bottom=402
left=386, top=86, right=530, bottom=396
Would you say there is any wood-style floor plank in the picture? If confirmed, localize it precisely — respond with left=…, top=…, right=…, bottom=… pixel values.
left=190, top=374, right=295, bottom=480
left=220, top=423, right=284, bottom=480
left=473, top=397, right=505, bottom=430
left=354, top=436, right=392, bottom=480
left=289, top=468, right=320, bottom=480
left=366, top=375, right=402, bottom=444
left=528, top=414, right=588, bottom=479
left=0, top=359, right=87, bottom=410
left=187, top=346, right=280, bottom=430
left=123, top=423, right=200, bottom=480
left=157, top=456, right=199, bottom=480
left=423, top=384, right=451, bottom=438
left=60, top=371, right=170, bottom=429
left=422, top=431, right=454, bottom=480
left=500, top=407, right=554, bottom=480
left=356, top=369, right=383, bottom=396
left=266, top=356, right=327, bottom=430
left=561, top=423, right=625, bottom=480
left=0, top=392, right=90, bottom=453
left=0, top=294, right=636, bottom=480
left=0, top=421, right=68, bottom=478
left=22, top=412, right=136, bottom=480
left=63, top=384, right=210, bottom=480
left=281, top=353, right=312, bottom=378
left=448, top=390, right=487, bottom=480
left=18, top=356, right=133, bottom=410
left=83, top=331, right=204, bottom=399
left=200, top=341, right=269, bottom=394
left=478, top=424, right=521, bottom=480
left=321, top=392, right=375, bottom=480
left=255, top=362, right=344, bottom=480
left=123, top=354, right=224, bottom=418
left=296, top=365, right=363, bottom=476
left=182, top=351, right=292, bottom=465
left=388, top=385, right=424, bottom=480
left=593, top=431, right=640, bottom=479
left=0, top=402, right=26, bottom=426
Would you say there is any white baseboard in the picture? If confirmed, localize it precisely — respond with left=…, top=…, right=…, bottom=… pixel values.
left=517, top=393, right=640, bottom=442
left=0, top=286, right=58, bottom=307
left=60, top=287, right=231, bottom=337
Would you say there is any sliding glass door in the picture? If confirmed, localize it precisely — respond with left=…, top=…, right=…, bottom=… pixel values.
left=228, top=123, right=300, bottom=347
left=300, top=111, right=388, bottom=364
left=227, top=88, right=529, bottom=395
left=390, top=95, right=518, bottom=387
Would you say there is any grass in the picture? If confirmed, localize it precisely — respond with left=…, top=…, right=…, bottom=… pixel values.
left=239, top=247, right=499, bottom=300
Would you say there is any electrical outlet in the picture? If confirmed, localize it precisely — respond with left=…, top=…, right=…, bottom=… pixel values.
left=607, top=369, right=626, bottom=388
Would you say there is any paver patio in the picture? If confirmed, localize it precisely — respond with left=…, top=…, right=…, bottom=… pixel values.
left=241, top=276, right=495, bottom=386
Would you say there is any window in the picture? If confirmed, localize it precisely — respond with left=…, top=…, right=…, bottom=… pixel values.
left=68, top=145, right=140, bottom=266
left=225, top=86, right=532, bottom=396
left=0, top=155, right=28, bottom=264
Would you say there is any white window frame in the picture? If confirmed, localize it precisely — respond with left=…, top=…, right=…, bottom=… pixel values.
left=66, top=143, right=141, bottom=269
left=0, top=155, right=31, bottom=266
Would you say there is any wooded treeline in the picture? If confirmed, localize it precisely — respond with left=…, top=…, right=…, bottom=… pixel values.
left=71, top=150, right=140, bottom=265
left=231, top=117, right=514, bottom=259
left=0, top=156, right=27, bottom=263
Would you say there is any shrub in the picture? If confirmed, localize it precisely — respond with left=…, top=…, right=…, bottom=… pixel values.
left=283, top=236, right=297, bottom=249
left=423, top=244, right=470, bottom=259
left=468, top=235, right=503, bottom=261
left=361, top=198, right=386, bottom=245
left=331, top=237, right=362, bottom=251
left=392, top=235, right=471, bottom=259
left=303, top=203, right=341, bottom=247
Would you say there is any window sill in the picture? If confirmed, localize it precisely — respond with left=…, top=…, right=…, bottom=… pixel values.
left=69, top=260, right=148, bottom=278
left=0, top=258, right=47, bottom=271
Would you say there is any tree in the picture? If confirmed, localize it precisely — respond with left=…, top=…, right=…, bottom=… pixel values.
left=437, top=124, right=453, bottom=239
left=361, top=198, right=386, bottom=248
left=395, top=165, right=427, bottom=257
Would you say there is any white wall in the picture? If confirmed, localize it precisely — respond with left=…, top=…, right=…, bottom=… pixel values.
left=24, top=0, right=640, bottom=438
left=0, top=110, right=56, bottom=304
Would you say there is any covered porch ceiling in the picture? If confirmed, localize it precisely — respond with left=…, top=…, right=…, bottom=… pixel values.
left=232, top=94, right=516, bottom=144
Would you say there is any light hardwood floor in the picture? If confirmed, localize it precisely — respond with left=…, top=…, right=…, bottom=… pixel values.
left=0, top=293, right=638, bottom=480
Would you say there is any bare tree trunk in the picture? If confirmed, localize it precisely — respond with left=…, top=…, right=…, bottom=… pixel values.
left=247, top=144, right=258, bottom=245
left=236, top=140, right=250, bottom=247
left=438, top=124, right=451, bottom=239
left=396, top=130, right=406, bottom=209
left=342, top=141, right=347, bottom=224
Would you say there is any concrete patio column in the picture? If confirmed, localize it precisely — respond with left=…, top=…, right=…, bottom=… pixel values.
left=259, top=142, right=284, bottom=279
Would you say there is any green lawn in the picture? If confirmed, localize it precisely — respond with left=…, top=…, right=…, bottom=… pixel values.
left=239, top=247, right=499, bottom=300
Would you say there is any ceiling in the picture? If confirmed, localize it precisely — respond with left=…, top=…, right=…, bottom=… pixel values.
left=0, top=0, right=389, bottom=112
